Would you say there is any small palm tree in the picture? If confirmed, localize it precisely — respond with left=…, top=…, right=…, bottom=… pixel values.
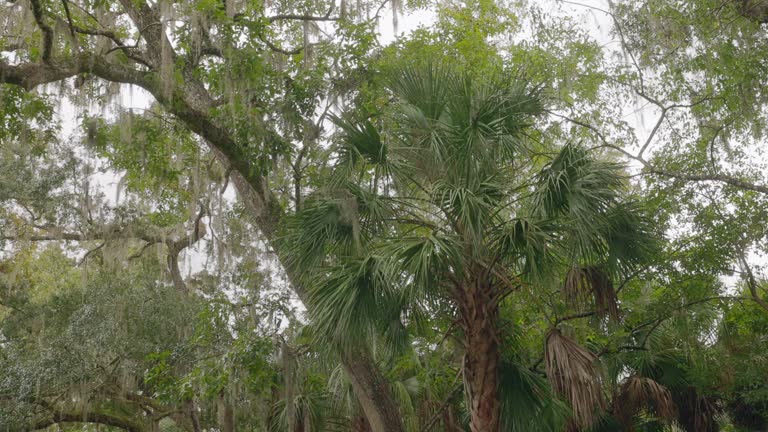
left=284, top=61, right=652, bottom=431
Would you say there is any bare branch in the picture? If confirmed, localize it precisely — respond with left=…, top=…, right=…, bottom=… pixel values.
left=738, top=255, right=768, bottom=312
left=550, top=111, right=768, bottom=195
left=259, top=6, right=338, bottom=23
left=257, top=33, right=302, bottom=55
left=638, top=107, right=667, bottom=158
left=68, top=24, right=150, bottom=66
left=60, top=0, right=76, bottom=37
left=266, top=13, right=337, bottom=23
left=77, top=241, right=107, bottom=266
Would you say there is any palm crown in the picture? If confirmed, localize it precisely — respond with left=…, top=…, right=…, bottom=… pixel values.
left=282, top=61, right=654, bottom=431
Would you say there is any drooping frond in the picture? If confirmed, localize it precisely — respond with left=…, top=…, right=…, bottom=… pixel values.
left=490, top=217, right=557, bottom=280
left=345, top=182, right=394, bottom=236
left=675, top=386, right=721, bottom=432
left=532, top=145, right=657, bottom=280
left=614, top=376, right=677, bottom=430
left=279, top=192, right=362, bottom=273
left=544, top=328, right=606, bottom=429
left=533, top=144, right=624, bottom=222
left=629, top=350, right=689, bottom=392
left=498, top=360, right=570, bottom=432
left=307, top=255, right=398, bottom=350
left=377, top=232, right=464, bottom=302
left=602, top=200, right=658, bottom=274
left=330, top=112, right=388, bottom=180
left=563, top=266, right=620, bottom=321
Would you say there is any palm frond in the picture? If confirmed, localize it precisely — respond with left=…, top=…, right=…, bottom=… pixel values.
left=389, top=61, right=542, bottom=187
left=602, top=200, right=658, bottom=274
left=544, top=328, right=606, bottom=429
left=388, top=60, right=454, bottom=122
left=331, top=113, right=386, bottom=166
left=307, top=255, right=397, bottom=350
left=432, top=180, right=499, bottom=243
left=675, top=386, right=721, bottom=432
left=446, top=73, right=542, bottom=164
left=345, top=182, right=394, bottom=236
left=563, top=266, right=620, bottom=321
left=491, top=217, right=558, bottom=280
left=498, top=360, right=570, bottom=432
left=533, top=145, right=622, bottom=217
left=377, top=232, right=464, bottom=303
left=279, top=192, right=362, bottom=273
left=614, top=376, right=677, bottom=430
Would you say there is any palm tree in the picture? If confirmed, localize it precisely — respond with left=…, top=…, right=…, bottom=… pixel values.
left=284, top=61, right=652, bottom=431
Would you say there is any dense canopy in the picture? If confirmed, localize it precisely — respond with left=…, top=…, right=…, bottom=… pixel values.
left=1, top=0, right=768, bottom=431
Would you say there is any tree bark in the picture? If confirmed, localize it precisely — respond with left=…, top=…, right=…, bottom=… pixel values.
left=27, top=410, right=149, bottom=432
left=341, top=348, right=404, bottom=432
left=443, top=405, right=463, bottom=432
left=459, top=280, right=501, bottom=432
left=218, top=393, right=235, bottom=432
left=352, top=413, right=372, bottom=432
left=184, top=399, right=202, bottom=432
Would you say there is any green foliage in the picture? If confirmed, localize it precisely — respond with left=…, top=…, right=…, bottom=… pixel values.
left=4, top=0, right=768, bottom=431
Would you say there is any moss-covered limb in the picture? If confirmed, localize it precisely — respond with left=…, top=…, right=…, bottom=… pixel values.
left=26, top=408, right=150, bottom=432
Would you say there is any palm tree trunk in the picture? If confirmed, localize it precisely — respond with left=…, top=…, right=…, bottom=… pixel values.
left=352, top=414, right=372, bottom=432
left=459, top=281, right=501, bottom=432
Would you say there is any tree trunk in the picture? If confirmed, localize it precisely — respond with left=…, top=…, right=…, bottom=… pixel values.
left=182, top=399, right=202, bottom=432
left=230, top=170, right=405, bottom=432
left=443, top=405, right=463, bottom=432
left=352, top=414, right=372, bottom=432
left=218, top=392, right=235, bottom=432
left=341, top=348, right=405, bottom=432
left=459, top=281, right=501, bottom=432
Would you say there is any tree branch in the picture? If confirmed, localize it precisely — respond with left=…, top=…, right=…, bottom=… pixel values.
left=29, top=0, right=54, bottom=62
left=257, top=33, right=302, bottom=55
left=550, top=110, right=768, bottom=195
left=27, top=410, right=148, bottom=432
left=266, top=12, right=337, bottom=23
left=70, top=25, right=150, bottom=67
left=738, top=255, right=768, bottom=312
left=0, top=53, right=150, bottom=90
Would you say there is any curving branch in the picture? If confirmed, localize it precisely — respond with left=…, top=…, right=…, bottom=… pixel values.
left=2, top=212, right=207, bottom=292
left=29, top=0, right=54, bottom=62
left=549, top=110, right=768, bottom=195
left=165, top=206, right=208, bottom=292
left=739, top=255, right=768, bottom=312
left=232, top=5, right=338, bottom=23
left=27, top=410, right=148, bottom=432
left=70, top=25, right=150, bottom=66
left=266, top=7, right=337, bottom=23
left=0, top=53, right=150, bottom=90
left=257, top=33, right=303, bottom=55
